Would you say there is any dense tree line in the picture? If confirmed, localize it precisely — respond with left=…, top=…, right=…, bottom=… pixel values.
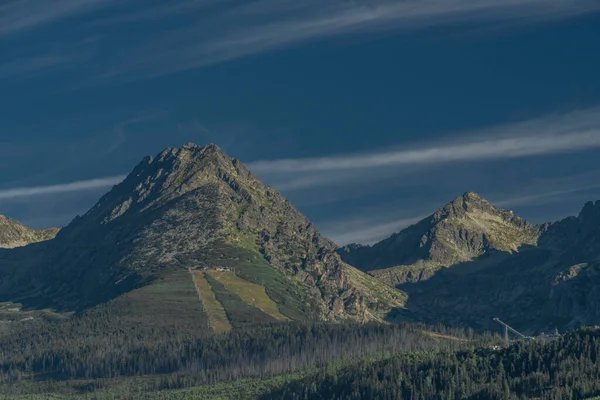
left=4, top=311, right=599, bottom=399
left=263, top=328, right=600, bottom=400
left=0, top=315, right=483, bottom=396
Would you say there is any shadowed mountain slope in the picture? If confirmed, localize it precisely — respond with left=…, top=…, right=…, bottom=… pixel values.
left=0, top=143, right=403, bottom=329
left=398, top=201, right=600, bottom=333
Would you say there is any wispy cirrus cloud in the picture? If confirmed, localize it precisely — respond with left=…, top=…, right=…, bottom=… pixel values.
left=91, top=0, right=600, bottom=81
left=0, top=0, right=115, bottom=36
left=0, top=54, right=74, bottom=79
left=3, top=0, right=600, bottom=82
left=488, top=170, right=600, bottom=210
left=321, top=216, right=425, bottom=245
left=249, top=107, right=600, bottom=179
left=496, top=185, right=600, bottom=209
left=0, top=176, right=125, bottom=201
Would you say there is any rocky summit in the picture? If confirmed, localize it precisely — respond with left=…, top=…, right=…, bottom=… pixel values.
left=0, top=143, right=403, bottom=329
left=0, top=215, right=59, bottom=249
left=338, top=191, right=539, bottom=286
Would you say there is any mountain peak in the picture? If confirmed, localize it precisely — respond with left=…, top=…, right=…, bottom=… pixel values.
left=432, top=191, right=495, bottom=223
left=181, top=141, right=201, bottom=150
left=181, top=141, right=225, bottom=155
left=338, top=192, right=538, bottom=280
left=156, top=142, right=229, bottom=164
left=461, top=191, right=486, bottom=201
left=1, top=143, right=402, bottom=323
left=579, top=200, right=600, bottom=220
left=448, top=191, right=489, bottom=207
left=87, top=142, right=246, bottom=225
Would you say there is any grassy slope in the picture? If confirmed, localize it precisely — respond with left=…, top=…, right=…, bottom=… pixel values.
left=204, top=273, right=274, bottom=328
left=194, top=241, right=316, bottom=321
left=93, top=242, right=402, bottom=330
left=83, top=240, right=315, bottom=331
left=206, top=270, right=288, bottom=321
left=73, top=270, right=213, bottom=336
left=189, top=270, right=232, bottom=333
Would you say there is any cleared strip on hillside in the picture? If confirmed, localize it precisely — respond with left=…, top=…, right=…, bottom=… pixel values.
left=422, top=330, right=469, bottom=342
left=189, top=269, right=232, bottom=333
left=206, top=270, right=289, bottom=321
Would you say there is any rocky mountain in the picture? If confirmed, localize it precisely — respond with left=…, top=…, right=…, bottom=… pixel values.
left=4, top=146, right=599, bottom=335
left=340, top=193, right=600, bottom=333
left=0, top=215, right=59, bottom=249
left=338, top=192, right=539, bottom=286
left=0, top=143, right=403, bottom=331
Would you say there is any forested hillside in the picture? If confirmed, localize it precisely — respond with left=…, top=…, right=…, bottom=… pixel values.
left=3, top=320, right=599, bottom=399
left=0, top=320, right=480, bottom=398
left=263, top=328, right=600, bottom=400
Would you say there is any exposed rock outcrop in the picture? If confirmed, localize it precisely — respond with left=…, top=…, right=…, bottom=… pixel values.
left=0, top=215, right=59, bottom=249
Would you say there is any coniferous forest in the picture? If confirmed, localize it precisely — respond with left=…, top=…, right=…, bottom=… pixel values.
left=0, top=316, right=479, bottom=398
left=263, top=328, right=600, bottom=400
left=0, top=310, right=600, bottom=399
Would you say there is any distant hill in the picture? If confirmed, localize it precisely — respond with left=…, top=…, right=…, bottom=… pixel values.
left=0, top=143, right=403, bottom=331
left=0, top=215, right=59, bottom=249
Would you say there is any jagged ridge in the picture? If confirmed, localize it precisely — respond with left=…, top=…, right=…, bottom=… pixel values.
left=338, top=191, right=539, bottom=286
left=340, top=194, right=600, bottom=332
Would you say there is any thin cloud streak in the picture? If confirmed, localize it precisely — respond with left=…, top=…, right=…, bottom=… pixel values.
left=322, top=216, right=425, bottom=246
left=0, top=0, right=115, bottom=36
left=0, top=54, right=74, bottom=79
left=4, top=1, right=600, bottom=82
left=105, top=0, right=600, bottom=81
left=0, top=176, right=125, bottom=200
left=495, top=186, right=600, bottom=208
left=249, top=108, right=600, bottom=174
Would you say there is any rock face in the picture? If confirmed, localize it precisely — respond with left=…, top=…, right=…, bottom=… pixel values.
left=338, top=192, right=539, bottom=286
left=0, top=143, right=403, bottom=323
left=341, top=194, right=600, bottom=333
left=534, top=201, right=600, bottom=327
left=0, top=215, right=59, bottom=248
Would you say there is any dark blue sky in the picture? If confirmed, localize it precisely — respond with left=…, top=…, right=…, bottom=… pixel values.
left=2, top=1, right=600, bottom=244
